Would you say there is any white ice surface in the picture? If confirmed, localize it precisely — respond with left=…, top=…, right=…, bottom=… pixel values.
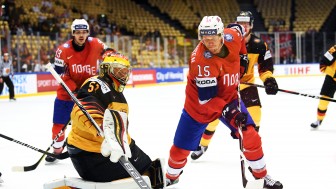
left=0, top=75, right=336, bottom=189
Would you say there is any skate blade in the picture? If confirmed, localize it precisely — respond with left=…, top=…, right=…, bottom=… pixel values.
left=245, top=179, right=264, bottom=189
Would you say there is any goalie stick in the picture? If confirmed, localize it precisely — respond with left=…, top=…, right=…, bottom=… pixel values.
left=0, top=133, right=69, bottom=161
left=237, top=85, right=264, bottom=189
left=46, top=63, right=151, bottom=189
left=242, top=82, right=336, bottom=103
left=12, top=120, right=70, bottom=172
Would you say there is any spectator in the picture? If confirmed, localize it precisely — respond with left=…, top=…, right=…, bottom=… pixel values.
left=21, top=59, right=33, bottom=72
left=33, top=59, right=44, bottom=72
left=19, top=42, right=32, bottom=63
left=32, top=3, right=40, bottom=13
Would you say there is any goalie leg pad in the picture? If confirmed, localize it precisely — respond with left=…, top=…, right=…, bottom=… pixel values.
left=127, top=140, right=153, bottom=175
left=68, top=141, right=152, bottom=182
left=43, top=176, right=151, bottom=189
left=144, top=158, right=165, bottom=189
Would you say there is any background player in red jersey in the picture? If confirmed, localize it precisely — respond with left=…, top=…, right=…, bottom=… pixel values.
left=191, top=11, right=279, bottom=159
left=165, top=15, right=282, bottom=189
left=46, top=19, right=115, bottom=163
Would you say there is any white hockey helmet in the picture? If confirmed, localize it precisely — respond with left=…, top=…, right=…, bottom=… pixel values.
left=71, top=19, right=90, bottom=35
left=198, top=16, right=224, bottom=40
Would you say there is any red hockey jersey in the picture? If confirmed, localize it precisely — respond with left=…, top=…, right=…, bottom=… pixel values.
left=184, top=28, right=244, bottom=123
left=54, top=37, right=107, bottom=100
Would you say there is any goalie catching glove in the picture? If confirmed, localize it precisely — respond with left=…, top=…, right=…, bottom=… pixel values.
left=222, top=100, right=247, bottom=128
left=101, top=109, right=132, bottom=163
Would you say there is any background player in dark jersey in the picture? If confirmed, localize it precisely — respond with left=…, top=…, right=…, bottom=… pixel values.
left=67, top=53, right=164, bottom=189
left=310, top=44, right=336, bottom=128
left=46, top=19, right=115, bottom=162
left=165, top=15, right=282, bottom=189
left=192, top=11, right=279, bottom=161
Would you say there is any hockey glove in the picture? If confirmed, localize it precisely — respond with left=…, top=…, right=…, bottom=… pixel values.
left=101, top=109, right=132, bottom=163
left=240, top=54, right=248, bottom=78
left=264, top=77, right=278, bottom=95
left=222, top=101, right=247, bottom=128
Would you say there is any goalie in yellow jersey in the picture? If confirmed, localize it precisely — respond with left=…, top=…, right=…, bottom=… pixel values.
left=67, top=52, right=165, bottom=189
left=191, top=11, right=279, bottom=161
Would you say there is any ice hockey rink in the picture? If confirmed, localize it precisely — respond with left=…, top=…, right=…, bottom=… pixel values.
left=0, top=75, right=336, bottom=189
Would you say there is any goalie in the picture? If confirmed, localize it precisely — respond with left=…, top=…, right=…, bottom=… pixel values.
left=67, top=53, right=164, bottom=189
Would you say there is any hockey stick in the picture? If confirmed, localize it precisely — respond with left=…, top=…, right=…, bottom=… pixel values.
left=46, top=63, right=151, bottom=189
left=12, top=120, right=70, bottom=172
left=0, top=133, right=69, bottom=160
left=237, top=86, right=264, bottom=189
left=242, top=82, right=336, bottom=103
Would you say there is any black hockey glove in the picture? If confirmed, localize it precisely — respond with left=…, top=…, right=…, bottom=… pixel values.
left=264, top=77, right=278, bottom=95
left=240, top=54, right=248, bottom=78
left=222, top=101, right=247, bottom=128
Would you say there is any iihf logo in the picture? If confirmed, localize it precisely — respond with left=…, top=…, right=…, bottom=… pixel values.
left=204, top=51, right=212, bottom=58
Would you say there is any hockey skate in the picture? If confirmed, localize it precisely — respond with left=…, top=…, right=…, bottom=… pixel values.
left=263, top=175, right=283, bottom=189
left=165, top=171, right=182, bottom=187
left=45, top=147, right=63, bottom=164
left=310, top=120, right=322, bottom=129
left=166, top=178, right=179, bottom=187
left=190, top=145, right=208, bottom=160
left=248, top=167, right=282, bottom=189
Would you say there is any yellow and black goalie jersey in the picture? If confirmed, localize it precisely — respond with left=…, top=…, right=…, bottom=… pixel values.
left=68, top=76, right=131, bottom=153
left=241, top=34, right=275, bottom=88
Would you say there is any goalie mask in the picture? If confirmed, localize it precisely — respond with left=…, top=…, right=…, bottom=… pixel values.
left=99, top=53, right=132, bottom=92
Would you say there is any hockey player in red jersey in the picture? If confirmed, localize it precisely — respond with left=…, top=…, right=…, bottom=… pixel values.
left=46, top=19, right=115, bottom=163
left=191, top=11, right=279, bottom=159
left=165, top=16, right=283, bottom=189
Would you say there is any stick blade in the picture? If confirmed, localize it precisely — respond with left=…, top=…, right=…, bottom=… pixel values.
left=245, top=179, right=264, bottom=189
left=12, top=166, right=24, bottom=172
